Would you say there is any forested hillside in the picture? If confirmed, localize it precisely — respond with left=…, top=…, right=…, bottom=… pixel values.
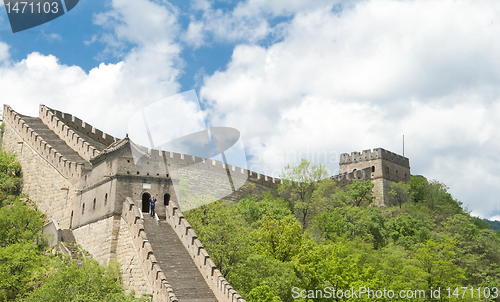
left=484, top=219, right=500, bottom=232
left=0, top=151, right=147, bottom=302
left=185, top=160, right=500, bottom=302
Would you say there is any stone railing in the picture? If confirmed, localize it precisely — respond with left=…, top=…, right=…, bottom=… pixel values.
left=132, top=142, right=282, bottom=189
left=39, top=105, right=100, bottom=162
left=3, top=105, right=83, bottom=181
left=121, top=197, right=178, bottom=302
left=165, top=201, right=246, bottom=302
left=41, top=105, right=115, bottom=147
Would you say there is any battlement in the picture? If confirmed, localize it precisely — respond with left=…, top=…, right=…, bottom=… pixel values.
left=131, top=142, right=282, bottom=188
left=3, top=105, right=83, bottom=181
left=339, top=148, right=409, bottom=167
left=164, top=199, right=246, bottom=302
left=121, top=198, right=178, bottom=302
left=40, top=105, right=115, bottom=149
left=40, top=105, right=101, bottom=162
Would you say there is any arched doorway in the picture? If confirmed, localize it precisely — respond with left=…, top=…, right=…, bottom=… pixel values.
left=142, top=192, right=151, bottom=213
left=164, top=193, right=170, bottom=206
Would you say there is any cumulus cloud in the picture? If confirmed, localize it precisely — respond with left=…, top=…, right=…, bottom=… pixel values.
left=200, top=0, right=500, bottom=217
left=0, top=0, right=182, bottom=138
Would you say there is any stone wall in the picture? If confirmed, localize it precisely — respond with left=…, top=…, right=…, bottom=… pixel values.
left=164, top=200, right=246, bottom=302
left=72, top=214, right=153, bottom=298
left=3, top=105, right=83, bottom=181
left=39, top=105, right=101, bottom=162
left=42, top=105, right=115, bottom=148
left=2, top=121, right=77, bottom=228
left=121, top=197, right=178, bottom=302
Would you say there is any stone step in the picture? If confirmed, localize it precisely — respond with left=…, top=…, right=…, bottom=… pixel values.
left=20, top=116, right=88, bottom=165
left=143, top=216, right=218, bottom=302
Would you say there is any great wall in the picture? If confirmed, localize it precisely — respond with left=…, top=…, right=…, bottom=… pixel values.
left=1, top=104, right=410, bottom=302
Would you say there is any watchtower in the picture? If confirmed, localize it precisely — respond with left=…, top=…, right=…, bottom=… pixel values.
left=339, top=148, right=410, bottom=206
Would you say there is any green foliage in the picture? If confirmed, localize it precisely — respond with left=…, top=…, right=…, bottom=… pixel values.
left=0, top=243, right=47, bottom=301
left=23, top=260, right=148, bottom=302
left=174, top=160, right=500, bottom=302
left=252, top=215, right=305, bottom=262
left=246, top=284, right=282, bottom=302
left=0, top=201, right=44, bottom=247
left=387, top=181, right=410, bottom=208
left=0, top=152, right=22, bottom=204
left=481, top=218, right=499, bottom=231
left=345, top=179, right=374, bottom=206
left=185, top=201, right=250, bottom=278
left=0, top=151, right=144, bottom=301
left=279, top=159, right=332, bottom=229
left=407, top=175, right=429, bottom=203
left=230, top=255, right=297, bottom=301
left=236, top=192, right=292, bottom=227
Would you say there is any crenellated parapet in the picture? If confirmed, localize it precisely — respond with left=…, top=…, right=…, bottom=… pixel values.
left=131, top=142, right=282, bottom=188
left=164, top=199, right=246, bottom=302
left=340, top=148, right=409, bottom=167
left=3, top=105, right=83, bottom=181
left=40, top=105, right=115, bottom=150
left=40, top=105, right=101, bottom=162
left=122, top=198, right=178, bottom=302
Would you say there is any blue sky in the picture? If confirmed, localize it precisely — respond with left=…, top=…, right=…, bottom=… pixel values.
left=0, top=0, right=499, bottom=219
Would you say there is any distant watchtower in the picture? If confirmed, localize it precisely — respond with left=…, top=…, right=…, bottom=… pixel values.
left=339, top=148, right=410, bottom=206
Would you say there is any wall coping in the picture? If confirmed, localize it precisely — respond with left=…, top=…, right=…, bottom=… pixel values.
left=3, top=105, right=83, bottom=181
left=39, top=105, right=101, bottom=162
left=121, top=197, right=178, bottom=302
left=164, top=200, right=247, bottom=302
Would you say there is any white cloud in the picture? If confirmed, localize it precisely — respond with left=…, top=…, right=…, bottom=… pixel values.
left=0, top=42, right=9, bottom=62
left=0, top=0, right=183, bottom=139
left=200, top=0, right=500, bottom=216
left=490, top=215, right=500, bottom=222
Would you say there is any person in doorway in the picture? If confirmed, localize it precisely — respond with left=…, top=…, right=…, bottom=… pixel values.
left=150, top=195, right=157, bottom=217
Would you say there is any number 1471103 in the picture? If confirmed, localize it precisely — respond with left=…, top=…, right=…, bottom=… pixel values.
left=5, top=1, right=59, bottom=14
left=447, top=287, right=498, bottom=299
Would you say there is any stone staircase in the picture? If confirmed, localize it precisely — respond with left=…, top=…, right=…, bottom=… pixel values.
left=143, top=216, right=218, bottom=302
left=59, top=229, right=90, bottom=267
left=20, top=116, right=89, bottom=167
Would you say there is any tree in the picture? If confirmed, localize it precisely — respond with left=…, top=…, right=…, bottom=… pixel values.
left=252, top=215, right=304, bottom=262
left=345, top=179, right=374, bottom=206
left=23, top=260, right=148, bottom=302
left=0, top=151, right=22, bottom=203
left=184, top=201, right=250, bottom=278
left=387, top=181, right=410, bottom=208
left=414, top=237, right=465, bottom=291
left=279, top=159, right=332, bottom=230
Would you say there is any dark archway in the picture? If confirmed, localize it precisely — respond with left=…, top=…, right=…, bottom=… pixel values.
left=142, top=193, right=151, bottom=213
left=164, top=193, right=170, bottom=206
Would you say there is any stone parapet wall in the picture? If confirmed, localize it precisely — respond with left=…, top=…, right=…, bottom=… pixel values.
left=2, top=120, right=76, bottom=228
left=121, top=198, right=178, bottom=302
left=41, top=105, right=115, bottom=148
left=340, top=148, right=409, bottom=168
left=39, top=105, right=100, bottom=162
left=133, top=143, right=282, bottom=190
left=165, top=201, right=246, bottom=302
left=3, top=105, right=83, bottom=181
left=72, top=215, right=153, bottom=298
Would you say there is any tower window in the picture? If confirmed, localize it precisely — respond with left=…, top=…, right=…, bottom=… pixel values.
left=104, top=193, right=108, bottom=205
left=93, top=198, right=96, bottom=210
left=82, top=203, right=85, bottom=215
left=371, top=166, right=375, bottom=172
